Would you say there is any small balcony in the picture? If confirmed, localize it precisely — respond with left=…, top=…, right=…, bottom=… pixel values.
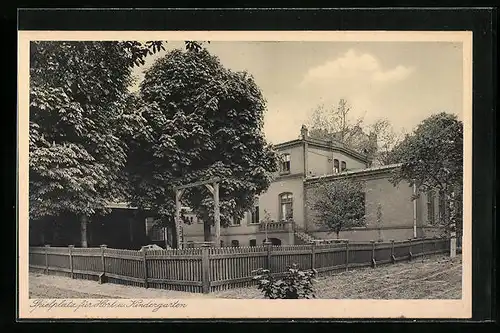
left=258, top=220, right=293, bottom=232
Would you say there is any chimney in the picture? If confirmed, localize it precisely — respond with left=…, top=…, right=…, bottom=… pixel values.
left=300, top=125, right=309, bottom=140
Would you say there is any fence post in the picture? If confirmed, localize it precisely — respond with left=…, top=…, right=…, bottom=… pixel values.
left=311, top=242, right=316, bottom=270
left=345, top=240, right=349, bottom=271
left=201, top=244, right=211, bottom=294
left=264, top=241, right=272, bottom=271
left=142, top=248, right=149, bottom=289
left=390, top=240, right=395, bottom=264
left=449, top=224, right=457, bottom=258
left=408, top=238, right=413, bottom=261
left=68, top=245, right=74, bottom=279
left=370, top=240, right=376, bottom=268
left=44, top=245, right=50, bottom=274
left=99, top=245, right=107, bottom=284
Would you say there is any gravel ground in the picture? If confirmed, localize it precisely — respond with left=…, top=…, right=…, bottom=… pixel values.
left=214, top=254, right=462, bottom=299
left=29, top=254, right=462, bottom=300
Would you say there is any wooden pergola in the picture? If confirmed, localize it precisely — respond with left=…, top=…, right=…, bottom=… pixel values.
left=173, top=177, right=221, bottom=249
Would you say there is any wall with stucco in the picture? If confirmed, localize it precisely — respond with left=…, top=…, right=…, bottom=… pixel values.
left=306, top=145, right=367, bottom=177
left=275, top=144, right=305, bottom=176
left=258, top=176, right=305, bottom=226
left=305, top=170, right=425, bottom=241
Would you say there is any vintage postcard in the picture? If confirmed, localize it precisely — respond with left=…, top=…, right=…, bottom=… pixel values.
left=18, top=30, right=472, bottom=319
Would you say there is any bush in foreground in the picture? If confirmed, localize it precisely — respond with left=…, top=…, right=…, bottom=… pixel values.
left=253, top=264, right=317, bottom=299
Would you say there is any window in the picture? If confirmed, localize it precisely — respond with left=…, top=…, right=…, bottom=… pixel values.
left=341, top=161, right=347, bottom=172
left=249, top=239, right=256, bottom=247
left=231, top=215, right=241, bottom=226
left=427, top=190, right=435, bottom=224
left=279, top=193, right=293, bottom=221
left=220, top=240, right=224, bottom=247
left=231, top=240, right=240, bottom=247
left=438, top=190, right=446, bottom=223
left=251, top=205, right=260, bottom=224
left=333, top=159, right=340, bottom=173
left=281, top=154, right=291, bottom=173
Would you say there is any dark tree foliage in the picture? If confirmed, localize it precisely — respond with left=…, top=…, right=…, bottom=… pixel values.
left=127, top=48, right=278, bottom=240
left=29, top=40, right=206, bottom=221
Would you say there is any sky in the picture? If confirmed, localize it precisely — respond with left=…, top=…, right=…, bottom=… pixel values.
left=132, top=41, right=463, bottom=144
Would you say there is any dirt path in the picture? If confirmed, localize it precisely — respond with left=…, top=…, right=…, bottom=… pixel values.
left=29, top=273, right=208, bottom=299
left=29, top=254, right=462, bottom=299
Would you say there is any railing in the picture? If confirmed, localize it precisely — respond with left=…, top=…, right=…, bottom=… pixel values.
left=258, top=221, right=292, bottom=232
left=29, top=237, right=451, bottom=294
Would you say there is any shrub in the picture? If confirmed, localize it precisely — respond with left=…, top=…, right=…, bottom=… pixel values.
left=252, top=264, right=317, bottom=299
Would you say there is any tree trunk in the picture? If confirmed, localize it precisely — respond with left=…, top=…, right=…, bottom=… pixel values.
left=169, top=222, right=177, bottom=249
left=80, top=215, right=88, bottom=248
left=204, top=222, right=212, bottom=243
left=336, top=231, right=340, bottom=239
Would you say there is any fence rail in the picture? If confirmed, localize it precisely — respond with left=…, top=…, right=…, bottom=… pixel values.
left=29, top=237, right=450, bottom=294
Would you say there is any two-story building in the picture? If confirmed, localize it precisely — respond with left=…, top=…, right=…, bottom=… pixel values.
left=174, top=125, right=443, bottom=247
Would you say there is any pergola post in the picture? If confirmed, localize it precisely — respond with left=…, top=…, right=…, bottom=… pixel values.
left=213, top=182, right=220, bottom=247
left=175, top=189, right=184, bottom=249
left=174, top=177, right=221, bottom=248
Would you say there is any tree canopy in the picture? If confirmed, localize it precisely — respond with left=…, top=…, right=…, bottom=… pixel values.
left=388, top=112, right=463, bottom=194
left=307, top=99, right=403, bottom=165
left=308, top=178, right=366, bottom=238
left=28, top=40, right=207, bottom=221
left=126, top=48, right=278, bottom=240
left=388, top=112, right=463, bottom=232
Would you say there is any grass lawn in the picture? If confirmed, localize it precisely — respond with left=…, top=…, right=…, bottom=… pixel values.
left=29, top=254, right=461, bottom=299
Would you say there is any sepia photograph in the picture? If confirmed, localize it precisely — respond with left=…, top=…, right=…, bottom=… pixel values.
left=18, top=30, right=472, bottom=319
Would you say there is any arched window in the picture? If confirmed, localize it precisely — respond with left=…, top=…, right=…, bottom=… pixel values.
left=250, top=205, right=259, bottom=224
left=341, top=161, right=347, bottom=172
left=279, top=192, right=293, bottom=221
left=333, top=159, right=340, bottom=173
left=231, top=240, right=240, bottom=247
left=231, top=215, right=241, bottom=226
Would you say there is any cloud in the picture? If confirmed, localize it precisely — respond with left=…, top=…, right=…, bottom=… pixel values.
left=372, top=65, right=415, bottom=82
left=301, top=49, right=414, bottom=86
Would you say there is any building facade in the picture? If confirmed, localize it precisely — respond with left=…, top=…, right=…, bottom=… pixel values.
left=180, top=126, right=442, bottom=247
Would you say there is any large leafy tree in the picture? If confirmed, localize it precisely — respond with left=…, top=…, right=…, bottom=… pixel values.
left=308, top=178, right=366, bottom=239
left=29, top=40, right=205, bottom=246
left=127, top=48, right=278, bottom=243
left=388, top=112, right=463, bottom=235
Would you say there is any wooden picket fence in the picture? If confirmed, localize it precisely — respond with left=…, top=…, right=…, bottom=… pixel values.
left=29, top=237, right=450, bottom=294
